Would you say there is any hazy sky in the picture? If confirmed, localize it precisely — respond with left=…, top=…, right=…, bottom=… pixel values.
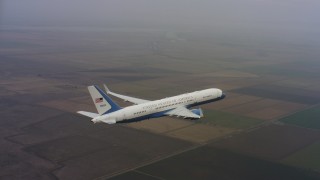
left=1, top=0, right=319, bottom=28
left=1, top=0, right=320, bottom=44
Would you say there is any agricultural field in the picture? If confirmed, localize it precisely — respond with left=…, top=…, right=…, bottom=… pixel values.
left=1, top=27, right=320, bottom=179
left=283, top=141, right=320, bottom=171
left=211, top=125, right=320, bottom=160
left=110, top=146, right=320, bottom=180
left=280, top=105, right=320, bottom=130
left=232, top=85, right=320, bottom=105
left=198, top=109, right=264, bottom=129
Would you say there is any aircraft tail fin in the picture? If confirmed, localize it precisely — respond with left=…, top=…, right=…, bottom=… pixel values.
left=88, top=85, right=121, bottom=115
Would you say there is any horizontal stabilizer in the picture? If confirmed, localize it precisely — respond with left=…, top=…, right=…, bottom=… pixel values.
left=77, top=111, right=99, bottom=118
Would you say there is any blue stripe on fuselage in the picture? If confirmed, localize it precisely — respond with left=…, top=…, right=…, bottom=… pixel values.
left=118, top=109, right=173, bottom=123
left=118, top=94, right=226, bottom=123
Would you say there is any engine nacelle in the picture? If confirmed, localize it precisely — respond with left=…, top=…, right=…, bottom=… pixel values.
left=191, top=108, right=204, bottom=118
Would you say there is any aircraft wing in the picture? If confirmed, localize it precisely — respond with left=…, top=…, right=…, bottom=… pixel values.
left=104, top=84, right=150, bottom=104
left=77, top=111, right=99, bottom=118
left=164, top=106, right=201, bottom=119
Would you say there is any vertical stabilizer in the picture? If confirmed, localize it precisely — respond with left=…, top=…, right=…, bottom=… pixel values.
left=88, top=85, right=121, bottom=115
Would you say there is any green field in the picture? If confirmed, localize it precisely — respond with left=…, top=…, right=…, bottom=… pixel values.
left=280, top=106, right=320, bottom=129
left=283, top=141, right=320, bottom=171
left=110, top=146, right=320, bottom=180
left=199, top=109, right=264, bottom=129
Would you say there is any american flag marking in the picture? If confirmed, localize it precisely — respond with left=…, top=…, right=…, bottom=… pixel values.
left=95, top=97, right=103, bottom=103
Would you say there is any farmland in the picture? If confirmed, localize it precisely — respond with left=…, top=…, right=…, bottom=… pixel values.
left=280, top=105, right=320, bottom=130
left=0, top=26, right=319, bottom=179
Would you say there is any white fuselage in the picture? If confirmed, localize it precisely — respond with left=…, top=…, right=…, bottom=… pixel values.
left=92, top=88, right=223, bottom=123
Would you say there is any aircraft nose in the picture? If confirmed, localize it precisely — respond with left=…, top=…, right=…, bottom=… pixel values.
left=217, top=89, right=226, bottom=99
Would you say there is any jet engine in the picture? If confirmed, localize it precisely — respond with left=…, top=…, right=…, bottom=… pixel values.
left=191, top=108, right=204, bottom=118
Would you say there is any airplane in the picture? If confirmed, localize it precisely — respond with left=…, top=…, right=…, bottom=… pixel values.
left=77, top=84, right=225, bottom=124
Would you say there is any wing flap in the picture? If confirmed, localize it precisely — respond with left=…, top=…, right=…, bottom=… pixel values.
left=104, top=84, right=149, bottom=104
left=164, top=106, right=201, bottom=119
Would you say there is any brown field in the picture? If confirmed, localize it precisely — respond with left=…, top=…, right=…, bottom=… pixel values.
left=224, top=98, right=308, bottom=120
left=246, top=101, right=308, bottom=120
left=113, top=146, right=320, bottom=180
left=50, top=127, right=193, bottom=180
left=232, top=84, right=320, bottom=105
left=0, top=87, right=16, bottom=96
left=225, top=98, right=280, bottom=114
left=8, top=112, right=193, bottom=180
left=25, top=136, right=110, bottom=162
left=53, top=149, right=146, bottom=180
left=282, top=141, right=320, bottom=171
left=0, top=77, right=64, bottom=94
left=0, top=105, right=63, bottom=130
left=203, top=93, right=262, bottom=110
left=246, top=107, right=293, bottom=120
left=126, top=117, right=194, bottom=134
left=167, top=124, right=236, bottom=143
left=273, top=78, right=320, bottom=91
left=211, top=124, right=320, bottom=160
left=40, top=99, right=96, bottom=114
left=192, top=70, right=259, bottom=78
left=211, top=78, right=272, bottom=91
left=7, top=113, right=100, bottom=145
left=111, top=83, right=157, bottom=95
